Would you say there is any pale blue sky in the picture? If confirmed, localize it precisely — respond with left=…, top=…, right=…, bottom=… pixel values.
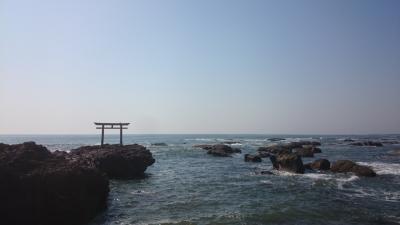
left=1, top=0, right=399, bottom=134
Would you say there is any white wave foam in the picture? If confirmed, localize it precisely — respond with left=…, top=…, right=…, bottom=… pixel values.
left=357, top=162, right=400, bottom=175
left=260, top=180, right=273, bottom=185
left=130, top=190, right=154, bottom=195
left=184, top=138, right=215, bottom=142
left=343, top=187, right=400, bottom=202
left=230, top=143, right=242, bottom=146
left=337, top=175, right=359, bottom=189
left=383, top=191, right=400, bottom=202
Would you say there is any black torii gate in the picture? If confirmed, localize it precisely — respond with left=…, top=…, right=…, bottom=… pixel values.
left=94, top=122, right=130, bottom=146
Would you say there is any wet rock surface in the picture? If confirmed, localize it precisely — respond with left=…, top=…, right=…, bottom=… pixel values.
left=331, top=160, right=376, bottom=177
left=258, top=145, right=292, bottom=155
left=294, top=148, right=314, bottom=157
left=258, top=141, right=321, bottom=156
left=293, top=146, right=322, bottom=157
left=206, top=144, right=241, bottom=157
left=270, top=153, right=305, bottom=174
left=244, top=154, right=262, bottom=162
left=305, top=159, right=331, bottom=170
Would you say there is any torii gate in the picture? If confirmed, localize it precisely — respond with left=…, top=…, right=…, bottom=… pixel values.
left=94, top=122, right=130, bottom=146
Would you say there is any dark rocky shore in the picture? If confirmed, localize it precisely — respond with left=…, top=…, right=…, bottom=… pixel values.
left=257, top=141, right=377, bottom=177
left=192, top=140, right=377, bottom=177
left=0, top=142, right=155, bottom=225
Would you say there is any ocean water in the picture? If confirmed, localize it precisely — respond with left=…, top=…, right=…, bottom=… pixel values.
left=1, top=134, right=400, bottom=225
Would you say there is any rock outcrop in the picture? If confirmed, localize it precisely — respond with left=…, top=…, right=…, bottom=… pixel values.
left=0, top=142, right=156, bottom=225
left=305, top=159, right=331, bottom=170
left=258, top=141, right=321, bottom=157
left=293, top=146, right=322, bottom=157
left=270, top=153, right=305, bottom=174
left=69, top=144, right=155, bottom=179
left=293, top=148, right=314, bottom=157
left=258, top=145, right=292, bottom=156
left=0, top=142, right=109, bottom=225
left=206, top=144, right=241, bottom=157
left=331, top=160, right=376, bottom=177
left=244, top=154, right=262, bottom=162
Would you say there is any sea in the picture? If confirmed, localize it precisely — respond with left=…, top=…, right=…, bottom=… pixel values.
left=1, top=134, right=399, bottom=225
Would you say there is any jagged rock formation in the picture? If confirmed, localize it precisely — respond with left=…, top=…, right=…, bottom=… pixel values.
left=0, top=142, right=155, bottom=225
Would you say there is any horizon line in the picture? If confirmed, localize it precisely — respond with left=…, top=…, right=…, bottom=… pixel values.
left=1, top=133, right=399, bottom=136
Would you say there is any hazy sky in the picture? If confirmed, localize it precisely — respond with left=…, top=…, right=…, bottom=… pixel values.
left=1, top=0, right=400, bottom=134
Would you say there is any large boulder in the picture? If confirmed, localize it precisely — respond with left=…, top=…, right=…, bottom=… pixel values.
left=331, top=160, right=376, bottom=177
left=207, top=144, right=241, bottom=157
left=293, top=145, right=322, bottom=157
left=270, top=153, right=305, bottom=174
left=70, top=144, right=155, bottom=179
left=244, top=154, right=262, bottom=162
left=257, top=151, right=271, bottom=158
left=258, top=145, right=292, bottom=155
left=293, top=148, right=314, bottom=157
left=0, top=142, right=109, bottom=225
left=308, top=159, right=331, bottom=170
left=312, top=147, right=322, bottom=153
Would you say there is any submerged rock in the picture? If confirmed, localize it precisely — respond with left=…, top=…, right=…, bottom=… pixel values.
left=0, top=142, right=109, bottom=225
left=151, top=142, right=168, bottom=146
left=343, top=138, right=355, bottom=142
left=270, top=153, right=305, bottom=174
left=267, top=138, right=285, bottom=142
left=388, top=149, right=400, bottom=156
left=331, top=160, right=376, bottom=177
left=350, top=141, right=383, bottom=147
left=70, top=144, right=155, bottom=179
left=207, top=144, right=241, bottom=157
left=244, top=154, right=262, bottom=162
left=260, top=170, right=275, bottom=175
left=222, top=141, right=241, bottom=144
left=193, top=144, right=214, bottom=150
